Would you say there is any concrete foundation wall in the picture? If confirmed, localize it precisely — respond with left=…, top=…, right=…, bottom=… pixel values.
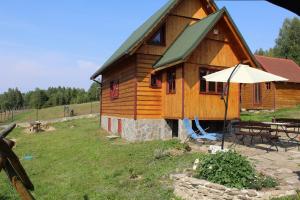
left=101, top=115, right=176, bottom=142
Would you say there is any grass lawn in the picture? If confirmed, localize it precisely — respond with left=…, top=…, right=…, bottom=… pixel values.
left=272, top=192, right=300, bottom=200
left=0, top=102, right=99, bottom=124
left=0, top=117, right=200, bottom=200
left=241, top=105, right=300, bottom=122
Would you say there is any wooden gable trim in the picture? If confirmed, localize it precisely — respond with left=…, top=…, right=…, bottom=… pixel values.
left=168, top=13, right=202, bottom=21
left=221, top=13, right=258, bottom=68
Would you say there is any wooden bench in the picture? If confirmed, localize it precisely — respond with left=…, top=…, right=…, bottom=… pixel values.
left=232, top=121, right=281, bottom=152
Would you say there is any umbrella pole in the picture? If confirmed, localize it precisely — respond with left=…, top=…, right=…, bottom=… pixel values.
left=221, top=64, right=241, bottom=150
left=222, top=83, right=230, bottom=150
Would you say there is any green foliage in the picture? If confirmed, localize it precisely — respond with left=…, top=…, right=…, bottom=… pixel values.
left=0, top=88, right=23, bottom=110
left=274, top=17, right=300, bottom=65
left=88, top=82, right=100, bottom=102
left=241, top=105, right=300, bottom=122
left=248, top=173, right=278, bottom=190
left=195, top=151, right=278, bottom=190
left=254, top=48, right=274, bottom=57
left=195, top=151, right=256, bottom=189
left=0, top=83, right=101, bottom=111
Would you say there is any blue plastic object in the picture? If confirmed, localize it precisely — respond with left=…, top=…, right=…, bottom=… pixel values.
left=24, top=155, right=33, bottom=161
left=183, top=118, right=220, bottom=141
left=194, top=117, right=222, bottom=138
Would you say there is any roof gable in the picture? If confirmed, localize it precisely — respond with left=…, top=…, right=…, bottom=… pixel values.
left=154, top=9, right=224, bottom=69
left=154, top=7, right=258, bottom=70
left=91, top=0, right=219, bottom=79
left=255, top=55, right=300, bottom=83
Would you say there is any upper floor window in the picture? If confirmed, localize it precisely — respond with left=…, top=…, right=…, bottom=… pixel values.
left=150, top=73, right=162, bottom=88
left=167, top=69, right=176, bottom=94
left=266, top=82, right=271, bottom=90
left=148, top=24, right=166, bottom=46
left=199, top=68, right=224, bottom=94
left=110, top=80, right=119, bottom=99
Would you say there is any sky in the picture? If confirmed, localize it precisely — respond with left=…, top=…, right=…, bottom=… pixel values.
left=0, top=0, right=297, bottom=93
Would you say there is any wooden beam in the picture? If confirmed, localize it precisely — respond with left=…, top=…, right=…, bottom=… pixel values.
left=12, top=177, right=35, bottom=200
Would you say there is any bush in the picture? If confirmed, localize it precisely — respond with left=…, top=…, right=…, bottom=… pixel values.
left=195, top=151, right=277, bottom=190
left=154, top=148, right=170, bottom=160
left=248, top=174, right=278, bottom=190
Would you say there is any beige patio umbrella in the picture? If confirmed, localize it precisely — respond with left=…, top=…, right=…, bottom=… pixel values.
left=203, top=64, right=288, bottom=149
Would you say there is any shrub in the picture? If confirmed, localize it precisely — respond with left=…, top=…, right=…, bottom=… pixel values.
left=195, top=151, right=278, bottom=190
left=154, top=148, right=170, bottom=160
left=195, top=151, right=255, bottom=189
left=248, top=174, right=278, bottom=190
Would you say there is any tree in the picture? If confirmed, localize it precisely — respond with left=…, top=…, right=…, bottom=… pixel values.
left=30, top=88, right=48, bottom=109
left=88, top=82, right=99, bottom=102
left=254, top=48, right=274, bottom=57
left=273, top=17, right=300, bottom=65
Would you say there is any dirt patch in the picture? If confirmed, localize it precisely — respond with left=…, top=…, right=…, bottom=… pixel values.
left=24, top=124, right=56, bottom=134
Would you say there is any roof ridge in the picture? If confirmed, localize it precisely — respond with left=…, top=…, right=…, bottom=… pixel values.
left=255, top=54, right=296, bottom=63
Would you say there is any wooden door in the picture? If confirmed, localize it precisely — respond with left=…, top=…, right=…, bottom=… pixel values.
left=254, top=83, right=262, bottom=105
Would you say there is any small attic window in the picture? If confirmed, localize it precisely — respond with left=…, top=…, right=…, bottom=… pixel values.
left=213, top=29, right=219, bottom=35
left=148, top=24, right=166, bottom=46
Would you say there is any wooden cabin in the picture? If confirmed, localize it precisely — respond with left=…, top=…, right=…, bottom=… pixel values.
left=241, top=55, right=300, bottom=111
left=91, top=0, right=258, bottom=141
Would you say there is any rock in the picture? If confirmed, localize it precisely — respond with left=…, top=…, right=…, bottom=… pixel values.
left=226, top=189, right=241, bottom=196
left=188, top=178, right=209, bottom=186
left=206, top=182, right=227, bottom=191
left=246, top=190, right=258, bottom=197
left=237, top=195, right=251, bottom=200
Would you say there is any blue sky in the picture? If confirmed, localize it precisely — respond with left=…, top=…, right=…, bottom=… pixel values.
left=0, top=0, right=297, bottom=93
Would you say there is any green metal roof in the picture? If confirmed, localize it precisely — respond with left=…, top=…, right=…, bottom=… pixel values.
left=90, top=0, right=179, bottom=79
left=154, top=9, right=225, bottom=69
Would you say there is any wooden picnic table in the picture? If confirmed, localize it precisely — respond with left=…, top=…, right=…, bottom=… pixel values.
left=263, top=121, right=300, bottom=151
left=29, top=122, right=42, bottom=133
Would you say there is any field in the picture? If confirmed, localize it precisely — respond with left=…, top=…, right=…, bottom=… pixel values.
left=241, top=105, right=300, bottom=122
left=0, top=118, right=200, bottom=200
left=0, top=102, right=99, bottom=124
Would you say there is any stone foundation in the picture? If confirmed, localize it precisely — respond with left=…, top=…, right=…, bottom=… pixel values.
left=171, top=174, right=297, bottom=200
left=101, top=115, right=176, bottom=142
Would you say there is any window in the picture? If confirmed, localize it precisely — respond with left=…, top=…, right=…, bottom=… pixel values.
left=266, top=82, right=271, bottom=90
left=199, top=68, right=224, bottom=94
left=110, top=80, right=119, bottom=99
left=148, top=24, right=166, bottom=45
left=150, top=74, right=162, bottom=88
left=167, top=69, right=176, bottom=94
left=254, top=83, right=262, bottom=104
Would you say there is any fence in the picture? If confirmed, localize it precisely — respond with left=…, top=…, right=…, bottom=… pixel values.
left=0, top=102, right=100, bottom=125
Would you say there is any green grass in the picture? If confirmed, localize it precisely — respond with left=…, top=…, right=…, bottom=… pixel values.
left=272, top=191, right=300, bottom=200
left=241, top=105, right=300, bottom=122
left=0, top=102, right=99, bottom=124
left=0, top=118, right=200, bottom=199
